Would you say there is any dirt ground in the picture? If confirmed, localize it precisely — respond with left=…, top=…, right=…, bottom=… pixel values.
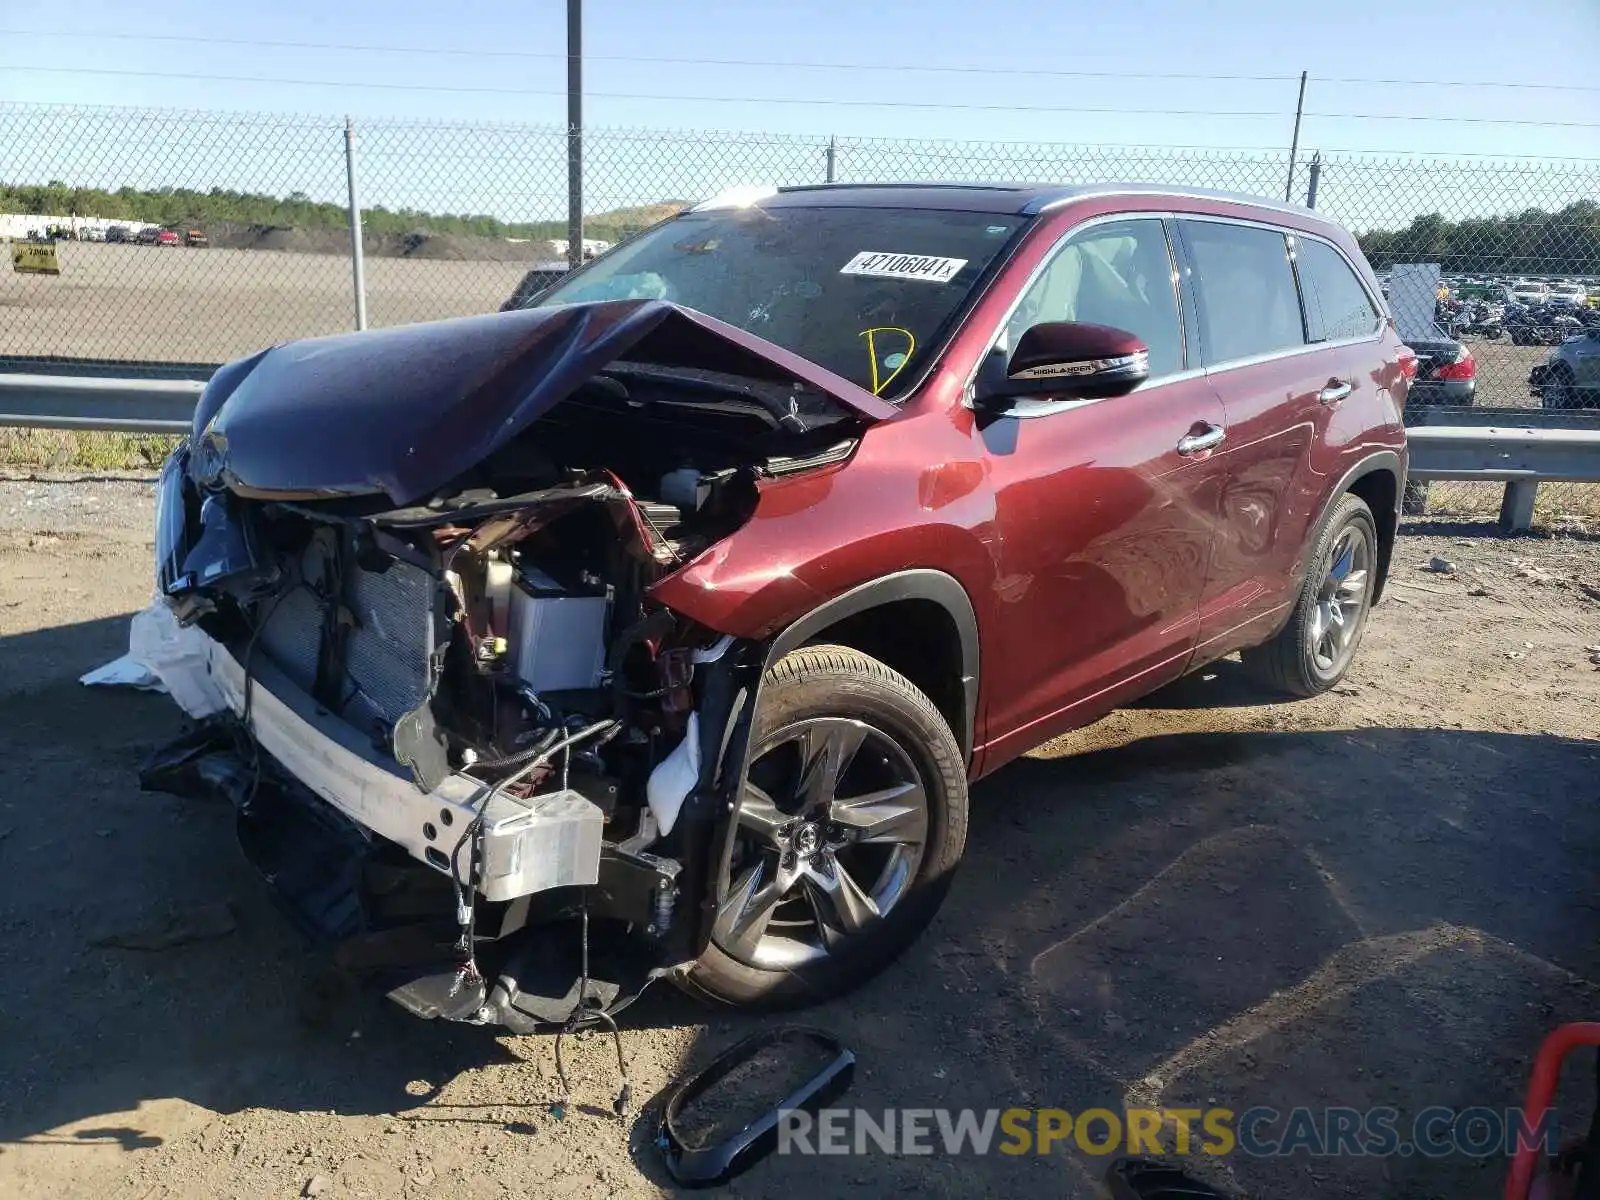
left=0, top=475, right=1598, bottom=1200
left=0, top=242, right=532, bottom=364
left=0, top=241, right=1554, bottom=410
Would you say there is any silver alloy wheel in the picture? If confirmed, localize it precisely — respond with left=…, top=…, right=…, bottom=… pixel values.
left=712, top=717, right=929, bottom=970
left=1307, top=524, right=1372, bottom=676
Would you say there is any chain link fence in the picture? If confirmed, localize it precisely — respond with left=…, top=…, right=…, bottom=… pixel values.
left=2, top=102, right=1597, bottom=517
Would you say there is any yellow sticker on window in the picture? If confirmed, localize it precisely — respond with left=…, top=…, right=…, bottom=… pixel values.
left=859, top=327, right=916, bottom=395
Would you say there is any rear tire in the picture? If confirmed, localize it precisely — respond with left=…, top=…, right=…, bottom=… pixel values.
left=1240, top=494, right=1379, bottom=698
left=677, top=644, right=968, bottom=1010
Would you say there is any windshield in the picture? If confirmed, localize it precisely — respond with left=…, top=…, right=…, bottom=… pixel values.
left=533, top=205, right=1026, bottom=398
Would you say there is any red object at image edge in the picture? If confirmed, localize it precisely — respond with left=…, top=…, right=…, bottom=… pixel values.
left=1506, top=1022, right=1600, bottom=1200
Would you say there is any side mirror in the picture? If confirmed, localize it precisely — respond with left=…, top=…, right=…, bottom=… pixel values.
left=974, top=321, right=1150, bottom=410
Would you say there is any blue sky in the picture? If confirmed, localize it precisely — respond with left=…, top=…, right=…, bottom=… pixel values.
left=3, top=0, right=1597, bottom=157
left=1, top=1, right=1596, bottom=230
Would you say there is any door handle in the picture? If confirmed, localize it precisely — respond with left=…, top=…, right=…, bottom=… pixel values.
left=1176, top=423, right=1226, bottom=455
left=1319, top=379, right=1353, bottom=404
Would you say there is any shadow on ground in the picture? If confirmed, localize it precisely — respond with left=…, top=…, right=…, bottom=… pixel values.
left=1400, top=518, right=1599, bottom=543
left=2, top=616, right=1598, bottom=1199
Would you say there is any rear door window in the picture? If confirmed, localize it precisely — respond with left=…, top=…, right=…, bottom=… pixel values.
left=1179, top=220, right=1306, bottom=365
left=1296, top=238, right=1381, bottom=342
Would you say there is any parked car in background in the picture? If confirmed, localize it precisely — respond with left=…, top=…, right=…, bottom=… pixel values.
left=1404, top=329, right=1478, bottom=406
left=1531, top=321, right=1600, bottom=409
left=154, top=228, right=181, bottom=247
left=1548, top=281, right=1588, bottom=308
left=105, top=225, right=130, bottom=244
left=81, top=225, right=105, bottom=242
left=150, top=183, right=1407, bottom=1023
left=184, top=228, right=208, bottom=248
left=1507, top=280, right=1549, bottom=305
left=499, top=263, right=568, bottom=311
left=134, top=226, right=160, bottom=245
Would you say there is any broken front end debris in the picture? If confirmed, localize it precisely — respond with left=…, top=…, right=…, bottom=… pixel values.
left=146, top=300, right=883, bottom=1029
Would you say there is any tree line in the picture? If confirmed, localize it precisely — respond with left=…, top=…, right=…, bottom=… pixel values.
left=8, top=181, right=1595, bottom=277
left=0, top=181, right=675, bottom=244
left=1356, top=201, right=1600, bottom=276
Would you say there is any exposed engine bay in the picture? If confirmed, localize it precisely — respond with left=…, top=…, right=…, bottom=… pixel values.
left=149, top=312, right=880, bottom=1030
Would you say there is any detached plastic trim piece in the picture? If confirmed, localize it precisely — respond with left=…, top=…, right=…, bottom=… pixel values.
left=656, top=1026, right=854, bottom=1188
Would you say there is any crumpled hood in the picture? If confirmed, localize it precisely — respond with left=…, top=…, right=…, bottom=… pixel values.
left=194, top=300, right=899, bottom=506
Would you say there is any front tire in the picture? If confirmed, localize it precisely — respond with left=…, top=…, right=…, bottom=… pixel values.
left=1240, top=494, right=1379, bottom=698
left=677, top=644, right=969, bottom=1009
left=1541, top=366, right=1579, bottom=410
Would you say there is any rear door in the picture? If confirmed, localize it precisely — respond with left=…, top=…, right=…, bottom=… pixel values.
left=1176, top=217, right=1370, bottom=658
left=976, top=216, right=1229, bottom=760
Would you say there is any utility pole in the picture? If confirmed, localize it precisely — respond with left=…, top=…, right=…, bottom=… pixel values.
left=344, top=116, right=368, bottom=330
left=1306, top=151, right=1322, bottom=210
left=1284, top=70, right=1307, bottom=203
left=566, top=0, right=583, bottom=269
left=825, top=136, right=837, bottom=184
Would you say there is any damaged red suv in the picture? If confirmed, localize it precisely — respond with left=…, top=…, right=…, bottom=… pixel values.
left=153, top=183, right=1408, bottom=1024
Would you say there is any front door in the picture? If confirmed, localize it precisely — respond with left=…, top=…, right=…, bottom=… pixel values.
left=975, top=217, right=1228, bottom=764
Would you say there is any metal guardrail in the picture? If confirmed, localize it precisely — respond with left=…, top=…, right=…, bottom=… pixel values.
left=1, top=373, right=1597, bottom=533
left=0, top=355, right=221, bottom=382
left=1407, top=424, right=1600, bottom=532
left=1403, top=406, right=1600, bottom=532
left=0, top=373, right=203, bottom=433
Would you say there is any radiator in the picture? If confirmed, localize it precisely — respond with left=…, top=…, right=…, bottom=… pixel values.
left=258, top=545, right=436, bottom=733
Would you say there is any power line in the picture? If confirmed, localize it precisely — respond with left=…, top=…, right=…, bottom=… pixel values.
left=0, top=29, right=1294, bottom=83
left=1, top=28, right=1598, bottom=93
left=7, top=64, right=1600, bottom=129
left=1311, top=112, right=1600, bottom=129
left=0, top=65, right=1286, bottom=115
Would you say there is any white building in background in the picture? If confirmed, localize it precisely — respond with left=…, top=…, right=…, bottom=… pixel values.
left=0, top=213, right=160, bottom=239
left=545, top=237, right=613, bottom=260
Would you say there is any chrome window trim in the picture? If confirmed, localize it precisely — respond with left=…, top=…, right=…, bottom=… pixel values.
left=1199, top=331, right=1382, bottom=376
left=1178, top=214, right=1386, bottom=365
left=987, top=365, right=1210, bottom=420
left=962, top=207, right=1386, bottom=420
left=1288, top=231, right=1389, bottom=341
left=1027, top=185, right=1330, bottom=221
left=1029, top=195, right=1388, bottom=322
left=1173, top=212, right=1385, bottom=330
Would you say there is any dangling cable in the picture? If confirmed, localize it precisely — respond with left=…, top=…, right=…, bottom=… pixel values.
left=552, top=898, right=632, bottom=1118
left=449, top=719, right=622, bottom=982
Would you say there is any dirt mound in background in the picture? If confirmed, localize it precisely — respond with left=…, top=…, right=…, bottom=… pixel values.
left=400, top=233, right=553, bottom=262
left=204, top=221, right=555, bottom=262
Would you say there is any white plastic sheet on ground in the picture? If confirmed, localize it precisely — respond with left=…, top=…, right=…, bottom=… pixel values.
left=79, top=600, right=227, bottom=719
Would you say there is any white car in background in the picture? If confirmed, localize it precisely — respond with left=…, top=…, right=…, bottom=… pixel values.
left=1548, top=281, right=1588, bottom=308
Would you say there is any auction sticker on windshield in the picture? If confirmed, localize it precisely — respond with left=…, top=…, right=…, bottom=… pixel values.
left=840, top=252, right=968, bottom=283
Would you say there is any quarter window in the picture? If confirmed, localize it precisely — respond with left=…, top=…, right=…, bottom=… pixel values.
left=1180, top=220, right=1306, bottom=364
left=1296, top=238, right=1381, bottom=342
left=1004, top=218, right=1185, bottom=380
